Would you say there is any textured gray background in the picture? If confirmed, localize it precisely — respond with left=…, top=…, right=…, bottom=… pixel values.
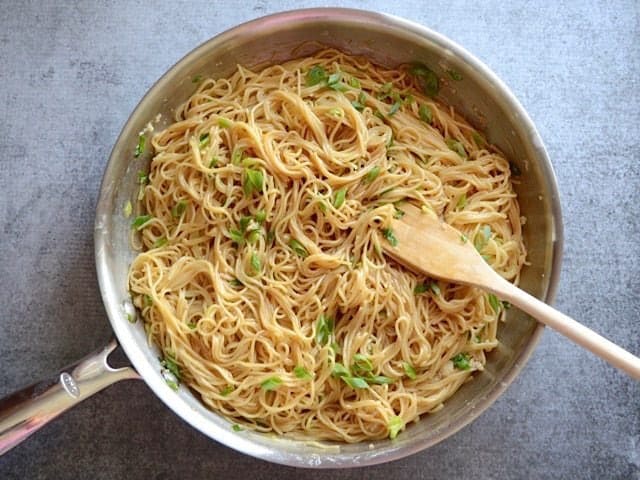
left=1, top=1, right=638, bottom=479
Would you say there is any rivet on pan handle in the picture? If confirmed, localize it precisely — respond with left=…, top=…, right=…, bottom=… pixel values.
left=0, top=339, right=139, bottom=456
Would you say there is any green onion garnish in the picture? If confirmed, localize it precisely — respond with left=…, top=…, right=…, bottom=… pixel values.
left=419, top=105, right=433, bottom=124
left=294, top=366, right=313, bottom=379
left=137, top=171, right=149, bottom=185
left=199, top=133, right=210, bottom=148
left=393, top=207, right=405, bottom=219
left=143, top=294, right=153, bottom=307
left=382, top=228, right=398, bottom=247
left=388, top=101, right=401, bottom=116
left=134, top=135, right=146, bottom=158
left=229, top=229, right=244, bottom=246
left=171, top=200, right=187, bottom=218
left=255, top=210, right=267, bottom=224
left=243, top=168, right=264, bottom=196
left=289, top=238, right=308, bottom=258
left=474, top=225, right=491, bottom=252
left=352, top=354, right=373, bottom=375
left=126, top=313, right=136, bottom=323
left=460, top=234, right=468, bottom=243
left=260, top=376, right=282, bottom=391
left=131, top=215, right=153, bottom=230
left=316, top=314, right=334, bottom=346
left=472, top=131, right=486, bottom=147
left=487, top=293, right=501, bottom=313
left=445, top=138, right=467, bottom=159
left=220, top=385, right=234, bottom=396
left=209, top=157, right=219, bottom=168
left=229, top=278, right=243, bottom=288
left=409, top=63, right=439, bottom=97
left=388, top=416, right=404, bottom=439
left=365, top=166, right=381, bottom=183
left=403, top=362, right=417, bottom=380
left=414, top=283, right=429, bottom=294
left=349, top=77, right=361, bottom=88
left=123, top=200, right=132, bottom=218
left=447, top=70, right=463, bottom=81
left=430, top=282, right=441, bottom=296
left=232, top=424, right=243, bottom=432
left=246, top=229, right=260, bottom=245
left=367, top=375, right=395, bottom=385
left=333, top=188, right=347, bottom=209
left=452, top=353, right=471, bottom=370
left=217, top=117, right=232, bottom=128
left=187, top=321, right=197, bottom=330
left=250, top=252, right=261, bottom=273
left=160, top=353, right=181, bottom=381
left=456, top=193, right=467, bottom=210
left=305, top=65, right=327, bottom=86
left=192, top=74, right=203, bottom=83
left=232, top=147, right=244, bottom=165
left=153, top=237, right=168, bottom=248
left=332, top=362, right=349, bottom=378
left=342, top=376, right=369, bottom=389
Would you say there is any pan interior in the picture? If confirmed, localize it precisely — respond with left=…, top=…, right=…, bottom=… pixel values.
left=95, top=8, right=561, bottom=468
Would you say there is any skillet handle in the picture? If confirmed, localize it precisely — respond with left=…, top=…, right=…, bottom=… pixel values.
left=0, top=339, right=139, bottom=456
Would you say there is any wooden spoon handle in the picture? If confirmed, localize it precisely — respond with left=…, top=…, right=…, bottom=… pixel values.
left=489, top=275, right=640, bottom=380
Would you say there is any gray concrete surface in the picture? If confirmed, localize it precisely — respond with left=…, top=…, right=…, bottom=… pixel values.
left=0, top=1, right=638, bottom=479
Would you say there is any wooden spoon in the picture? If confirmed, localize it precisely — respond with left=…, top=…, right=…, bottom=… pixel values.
left=382, top=204, right=640, bottom=380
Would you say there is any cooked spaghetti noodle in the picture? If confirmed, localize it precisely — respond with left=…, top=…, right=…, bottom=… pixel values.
left=128, top=49, right=526, bottom=442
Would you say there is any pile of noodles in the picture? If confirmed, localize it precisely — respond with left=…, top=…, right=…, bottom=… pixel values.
left=128, top=49, right=526, bottom=442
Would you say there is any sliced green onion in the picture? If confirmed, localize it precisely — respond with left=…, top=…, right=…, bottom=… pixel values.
left=332, top=362, right=350, bottom=378
left=134, top=135, right=146, bottom=158
left=419, top=105, right=433, bottom=124
left=232, top=424, right=243, bottom=432
left=342, top=376, right=369, bottom=389
left=255, top=210, right=267, bottom=224
left=365, top=166, right=381, bottom=183
left=333, top=188, right=347, bottom=209
left=250, top=252, right=261, bottom=273
left=260, top=376, right=282, bottom=391
left=388, top=416, right=404, bottom=439
left=246, top=229, right=260, bottom=245
left=349, top=77, right=361, bottom=88
left=474, top=225, right=491, bottom=252
left=393, top=207, right=405, bottom=219
left=367, top=375, right=395, bottom=385
left=472, top=131, right=486, bottom=147
left=143, top=294, right=153, bottom=307
left=239, top=216, right=251, bottom=232
left=317, top=199, right=328, bottom=213
left=126, top=313, right=136, bottom=324
left=305, top=65, right=327, bottom=86
left=209, top=156, right=219, bottom=168
left=229, top=278, right=243, bottom=288
left=388, top=101, right=401, bottom=116
left=153, top=237, right=168, bottom=248
left=460, top=234, right=468, bottom=243
left=243, top=168, right=264, bottom=196
left=409, top=63, right=439, bottom=97
left=289, top=238, right=308, bottom=258
left=430, top=282, right=441, bottom=296
left=165, top=379, right=179, bottom=391
left=123, top=200, right=132, bottom=218
left=187, top=321, right=197, bottom=330
left=229, top=229, right=244, bottom=246
left=352, top=354, right=373, bottom=375
left=447, top=70, right=463, bottom=81
left=316, top=314, right=334, bottom=346
left=351, top=91, right=367, bottom=111
left=294, top=366, right=313, bottom=380
left=382, top=228, right=398, bottom=247
left=217, top=117, right=232, bottom=128
left=403, top=362, right=417, bottom=380
left=328, top=107, right=343, bottom=118
left=452, top=353, right=471, bottom=370
left=487, top=293, right=501, bottom=313
left=502, top=301, right=512, bottom=310
left=220, top=385, right=234, bottom=396
left=199, top=133, right=210, bottom=148
left=161, top=353, right=181, bottom=381
left=380, top=82, right=393, bottom=94
left=232, top=147, right=244, bottom=165
left=171, top=200, right=187, bottom=218
left=456, top=193, right=467, bottom=210
left=131, top=215, right=153, bottom=230
left=414, top=283, right=429, bottom=295
left=192, top=74, right=203, bottom=83
left=137, top=170, right=149, bottom=185
left=445, top=138, right=467, bottom=159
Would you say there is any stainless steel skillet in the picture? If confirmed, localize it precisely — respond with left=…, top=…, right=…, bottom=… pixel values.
left=0, top=8, right=562, bottom=467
